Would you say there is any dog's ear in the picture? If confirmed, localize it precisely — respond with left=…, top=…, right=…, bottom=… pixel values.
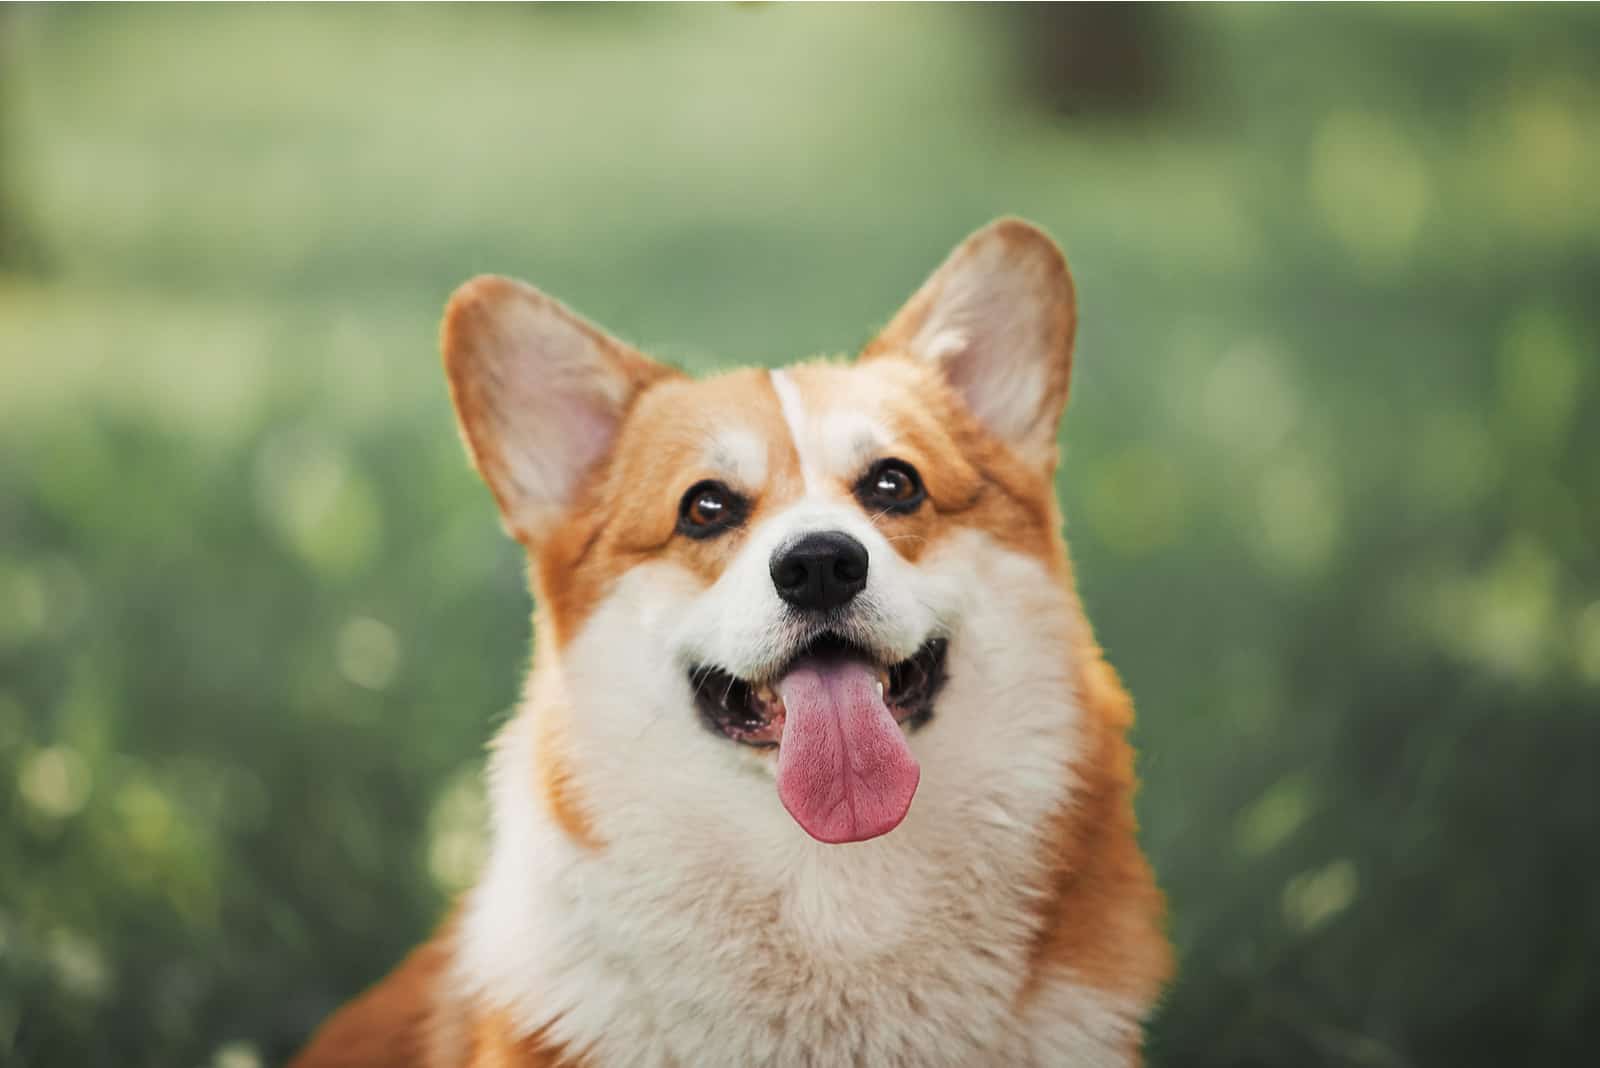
left=441, top=276, right=678, bottom=545
left=863, top=219, right=1077, bottom=469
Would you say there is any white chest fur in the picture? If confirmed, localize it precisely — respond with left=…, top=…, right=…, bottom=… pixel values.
left=459, top=717, right=1140, bottom=1068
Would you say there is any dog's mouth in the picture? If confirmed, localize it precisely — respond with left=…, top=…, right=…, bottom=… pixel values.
left=688, top=633, right=947, bottom=844
left=689, top=633, right=948, bottom=749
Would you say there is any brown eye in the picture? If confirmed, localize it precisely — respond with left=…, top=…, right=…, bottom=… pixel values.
left=688, top=490, right=726, bottom=525
left=874, top=468, right=915, bottom=500
left=856, top=459, right=925, bottom=514
left=677, top=480, right=747, bottom=539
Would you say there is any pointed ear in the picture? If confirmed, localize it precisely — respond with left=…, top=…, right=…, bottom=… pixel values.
left=441, top=275, right=678, bottom=544
left=862, top=219, right=1077, bottom=468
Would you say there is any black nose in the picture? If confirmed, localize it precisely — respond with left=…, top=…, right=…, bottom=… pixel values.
left=770, top=531, right=869, bottom=612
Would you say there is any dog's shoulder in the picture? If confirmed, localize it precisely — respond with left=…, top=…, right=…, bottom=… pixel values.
left=290, top=920, right=577, bottom=1068
left=289, top=930, right=456, bottom=1068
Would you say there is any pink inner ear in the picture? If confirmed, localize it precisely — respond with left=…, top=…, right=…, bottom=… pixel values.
left=871, top=221, right=1075, bottom=461
left=444, top=274, right=667, bottom=536
left=916, top=298, right=1056, bottom=449
left=487, top=355, right=626, bottom=523
left=555, top=397, right=620, bottom=486
left=941, top=334, right=987, bottom=397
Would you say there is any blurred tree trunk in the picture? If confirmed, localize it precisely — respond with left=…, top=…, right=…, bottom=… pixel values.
left=1005, top=4, right=1174, bottom=119
left=0, top=7, right=37, bottom=272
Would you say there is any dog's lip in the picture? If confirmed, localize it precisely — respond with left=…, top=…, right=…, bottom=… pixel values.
left=689, top=633, right=948, bottom=749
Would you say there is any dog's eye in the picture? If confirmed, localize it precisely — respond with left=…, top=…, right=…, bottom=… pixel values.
left=677, top=480, right=746, bottom=538
left=857, top=459, right=925, bottom=514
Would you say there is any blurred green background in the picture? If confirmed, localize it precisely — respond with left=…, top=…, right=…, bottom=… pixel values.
left=2, top=5, right=1597, bottom=1066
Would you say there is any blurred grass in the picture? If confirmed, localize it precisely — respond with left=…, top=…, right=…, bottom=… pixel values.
left=1, top=5, right=1597, bottom=1067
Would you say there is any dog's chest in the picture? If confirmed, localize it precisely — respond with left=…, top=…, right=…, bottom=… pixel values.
left=557, top=851, right=1042, bottom=1067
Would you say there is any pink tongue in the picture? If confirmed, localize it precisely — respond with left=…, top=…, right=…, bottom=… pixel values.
left=774, top=657, right=920, bottom=844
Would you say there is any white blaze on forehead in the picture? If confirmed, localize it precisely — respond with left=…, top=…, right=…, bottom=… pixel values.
left=703, top=427, right=768, bottom=489
left=817, top=409, right=889, bottom=482
left=770, top=369, right=892, bottom=491
left=769, top=369, right=819, bottom=492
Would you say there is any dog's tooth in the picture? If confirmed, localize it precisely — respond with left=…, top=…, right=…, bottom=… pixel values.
left=875, top=679, right=885, bottom=700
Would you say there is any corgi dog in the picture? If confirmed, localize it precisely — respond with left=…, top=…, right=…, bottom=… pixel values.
left=291, top=219, right=1171, bottom=1067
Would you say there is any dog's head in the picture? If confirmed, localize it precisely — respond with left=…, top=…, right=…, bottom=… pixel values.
left=443, top=220, right=1078, bottom=847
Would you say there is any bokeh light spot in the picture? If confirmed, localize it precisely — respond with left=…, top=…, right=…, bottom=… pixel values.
left=117, top=775, right=176, bottom=856
left=337, top=616, right=402, bottom=691
left=48, top=927, right=111, bottom=1002
left=427, top=767, right=489, bottom=893
left=1201, top=340, right=1300, bottom=462
left=1256, top=456, right=1342, bottom=579
left=19, top=744, right=93, bottom=820
left=1496, top=80, right=1592, bottom=236
left=253, top=430, right=383, bottom=577
left=1427, top=535, right=1558, bottom=682
left=1282, top=859, right=1358, bottom=933
left=1309, top=112, right=1430, bottom=273
left=213, top=1041, right=263, bottom=1068
left=1236, top=774, right=1311, bottom=856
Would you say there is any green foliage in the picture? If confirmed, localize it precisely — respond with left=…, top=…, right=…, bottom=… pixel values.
left=1, top=6, right=1596, bottom=1066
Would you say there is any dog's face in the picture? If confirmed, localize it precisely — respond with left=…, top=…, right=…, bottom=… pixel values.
left=443, top=220, right=1078, bottom=846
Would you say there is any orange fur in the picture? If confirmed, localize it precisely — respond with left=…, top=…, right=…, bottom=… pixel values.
left=289, top=922, right=463, bottom=1068
left=464, top=1016, right=582, bottom=1068
left=1021, top=639, right=1173, bottom=1009
left=531, top=679, right=603, bottom=852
